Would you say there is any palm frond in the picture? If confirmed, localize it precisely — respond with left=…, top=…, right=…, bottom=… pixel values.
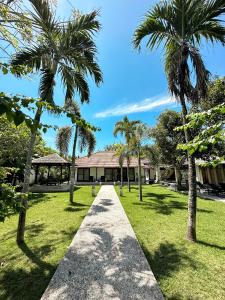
left=10, top=44, right=48, bottom=72
left=78, top=127, right=96, bottom=156
left=39, top=68, right=56, bottom=103
left=29, top=0, right=58, bottom=33
left=56, top=126, right=72, bottom=157
left=71, top=10, right=101, bottom=34
left=59, top=64, right=90, bottom=103
left=64, top=98, right=81, bottom=117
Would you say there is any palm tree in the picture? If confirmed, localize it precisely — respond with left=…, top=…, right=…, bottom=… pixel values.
left=131, top=123, right=150, bottom=201
left=113, top=144, right=128, bottom=188
left=133, top=0, right=225, bottom=242
left=56, top=100, right=96, bottom=204
left=113, top=116, right=140, bottom=192
left=12, top=0, right=102, bottom=243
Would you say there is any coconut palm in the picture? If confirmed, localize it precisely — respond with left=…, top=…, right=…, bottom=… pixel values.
left=12, top=0, right=102, bottom=243
left=133, top=0, right=225, bottom=242
left=113, top=116, right=140, bottom=192
left=56, top=100, right=96, bottom=204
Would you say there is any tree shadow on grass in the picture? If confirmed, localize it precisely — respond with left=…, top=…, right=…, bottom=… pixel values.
left=133, top=199, right=186, bottom=215
left=28, top=193, right=55, bottom=208
left=133, top=195, right=213, bottom=215
left=64, top=201, right=89, bottom=212
left=198, top=240, right=225, bottom=251
left=144, top=192, right=178, bottom=201
left=0, top=220, right=81, bottom=300
left=142, top=241, right=198, bottom=282
left=0, top=223, right=45, bottom=244
left=64, top=207, right=86, bottom=212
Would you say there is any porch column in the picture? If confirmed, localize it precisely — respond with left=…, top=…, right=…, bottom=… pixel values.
left=212, top=168, right=219, bottom=185
left=34, top=165, right=39, bottom=184
left=155, top=166, right=161, bottom=182
left=60, top=165, right=63, bottom=183
left=68, top=165, right=70, bottom=184
left=47, top=165, right=50, bottom=184
left=206, top=168, right=212, bottom=184
left=96, top=167, right=98, bottom=181
left=220, top=165, right=225, bottom=183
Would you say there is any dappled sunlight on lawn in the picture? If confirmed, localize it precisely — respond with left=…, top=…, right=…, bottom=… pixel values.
left=0, top=187, right=96, bottom=300
left=118, top=184, right=225, bottom=299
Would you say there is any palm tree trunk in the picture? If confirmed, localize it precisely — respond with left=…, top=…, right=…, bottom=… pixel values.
left=127, top=158, right=130, bottom=192
left=174, top=166, right=182, bottom=191
left=180, top=95, right=197, bottom=242
left=120, top=166, right=123, bottom=187
left=17, top=106, right=42, bottom=244
left=69, top=125, right=78, bottom=204
left=138, top=149, right=142, bottom=201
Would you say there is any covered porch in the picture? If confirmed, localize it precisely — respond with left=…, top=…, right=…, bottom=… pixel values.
left=31, top=153, right=71, bottom=186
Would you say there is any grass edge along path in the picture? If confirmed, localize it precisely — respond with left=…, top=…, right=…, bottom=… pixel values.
left=117, top=184, right=225, bottom=300
left=0, top=186, right=98, bottom=300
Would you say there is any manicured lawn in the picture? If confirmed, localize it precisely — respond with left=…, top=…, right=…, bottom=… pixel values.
left=117, top=184, right=225, bottom=299
left=0, top=186, right=98, bottom=300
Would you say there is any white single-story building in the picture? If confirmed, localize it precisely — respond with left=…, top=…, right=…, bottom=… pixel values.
left=30, top=152, right=225, bottom=187
left=74, top=151, right=155, bottom=183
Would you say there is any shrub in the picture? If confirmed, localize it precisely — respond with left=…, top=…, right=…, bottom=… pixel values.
left=0, top=183, right=21, bottom=222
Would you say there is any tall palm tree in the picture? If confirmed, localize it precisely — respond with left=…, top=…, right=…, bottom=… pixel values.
left=131, top=123, right=149, bottom=201
left=12, top=0, right=102, bottom=243
left=113, top=116, right=140, bottom=192
left=56, top=100, right=96, bottom=204
left=133, top=0, right=225, bottom=242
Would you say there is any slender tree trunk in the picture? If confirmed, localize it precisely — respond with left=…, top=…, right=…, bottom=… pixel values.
left=127, top=158, right=130, bottom=192
left=120, top=166, right=123, bottom=187
left=174, top=166, right=182, bottom=191
left=17, top=106, right=42, bottom=244
left=155, top=165, right=160, bottom=183
left=180, top=95, right=197, bottom=242
left=69, top=125, right=78, bottom=204
left=138, top=149, right=142, bottom=201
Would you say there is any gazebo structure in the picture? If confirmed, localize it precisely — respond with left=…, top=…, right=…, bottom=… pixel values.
left=32, top=153, right=71, bottom=185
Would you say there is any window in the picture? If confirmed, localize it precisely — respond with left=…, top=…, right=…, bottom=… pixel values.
left=123, top=168, right=135, bottom=181
left=77, top=168, right=90, bottom=182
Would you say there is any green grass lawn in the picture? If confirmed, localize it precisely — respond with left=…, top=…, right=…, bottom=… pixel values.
left=0, top=186, right=98, bottom=300
left=117, top=184, right=225, bottom=300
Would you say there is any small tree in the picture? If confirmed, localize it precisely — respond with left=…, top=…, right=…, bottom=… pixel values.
left=56, top=101, right=96, bottom=204
left=113, top=116, right=140, bottom=192
left=131, top=123, right=150, bottom=201
left=150, top=110, right=185, bottom=190
left=143, top=144, right=161, bottom=182
left=114, top=144, right=128, bottom=188
left=177, top=103, right=225, bottom=165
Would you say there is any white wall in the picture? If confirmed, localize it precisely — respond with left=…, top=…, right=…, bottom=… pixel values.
left=96, top=167, right=104, bottom=181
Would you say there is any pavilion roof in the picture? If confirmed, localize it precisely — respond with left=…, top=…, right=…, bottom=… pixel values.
left=32, top=153, right=70, bottom=165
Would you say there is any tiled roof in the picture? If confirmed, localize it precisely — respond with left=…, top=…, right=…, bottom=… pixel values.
left=75, top=151, right=149, bottom=168
left=32, top=153, right=70, bottom=165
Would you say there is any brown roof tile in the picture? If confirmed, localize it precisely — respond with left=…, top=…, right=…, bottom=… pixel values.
left=75, top=151, right=148, bottom=168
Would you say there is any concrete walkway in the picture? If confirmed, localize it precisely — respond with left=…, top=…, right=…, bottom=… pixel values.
left=41, top=185, right=164, bottom=300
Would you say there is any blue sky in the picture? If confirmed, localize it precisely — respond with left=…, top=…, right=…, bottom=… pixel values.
left=1, top=0, right=225, bottom=153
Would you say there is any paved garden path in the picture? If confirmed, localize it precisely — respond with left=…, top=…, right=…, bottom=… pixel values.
left=41, top=185, right=164, bottom=300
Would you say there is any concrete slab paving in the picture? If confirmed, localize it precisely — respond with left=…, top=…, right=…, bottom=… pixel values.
left=41, top=185, right=164, bottom=300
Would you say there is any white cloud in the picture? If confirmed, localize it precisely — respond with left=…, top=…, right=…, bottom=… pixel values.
left=95, top=96, right=177, bottom=118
